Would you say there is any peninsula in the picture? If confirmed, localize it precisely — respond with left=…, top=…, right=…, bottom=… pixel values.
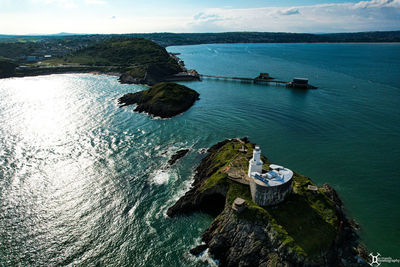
left=168, top=138, right=368, bottom=266
left=0, top=38, right=199, bottom=85
left=118, top=82, right=200, bottom=118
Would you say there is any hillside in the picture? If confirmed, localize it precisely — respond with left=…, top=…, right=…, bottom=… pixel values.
left=2, top=31, right=400, bottom=48
left=46, top=38, right=183, bottom=84
left=0, top=59, right=17, bottom=78
left=0, top=38, right=185, bottom=84
left=126, top=31, right=400, bottom=46
left=58, top=38, right=178, bottom=67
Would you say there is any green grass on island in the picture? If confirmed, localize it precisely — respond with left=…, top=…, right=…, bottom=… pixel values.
left=119, top=82, right=200, bottom=118
left=201, top=139, right=339, bottom=258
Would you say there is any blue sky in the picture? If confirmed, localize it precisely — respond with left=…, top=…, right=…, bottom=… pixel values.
left=0, top=0, right=399, bottom=34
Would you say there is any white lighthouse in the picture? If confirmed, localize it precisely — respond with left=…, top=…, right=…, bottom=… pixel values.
left=248, top=145, right=263, bottom=177
left=247, top=145, right=294, bottom=206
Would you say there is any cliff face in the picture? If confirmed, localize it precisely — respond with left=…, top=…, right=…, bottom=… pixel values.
left=118, top=82, right=199, bottom=118
left=167, top=138, right=368, bottom=266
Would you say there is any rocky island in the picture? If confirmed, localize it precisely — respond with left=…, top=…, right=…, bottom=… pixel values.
left=168, top=138, right=368, bottom=266
left=118, top=82, right=200, bottom=118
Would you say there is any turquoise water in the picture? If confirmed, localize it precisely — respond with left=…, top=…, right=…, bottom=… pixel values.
left=1, top=43, right=399, bottom=265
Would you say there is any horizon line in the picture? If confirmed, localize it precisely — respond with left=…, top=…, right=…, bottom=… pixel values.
left=1, top=29, right=400, bottom=37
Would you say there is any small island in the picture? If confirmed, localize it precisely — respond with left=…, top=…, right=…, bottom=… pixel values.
left=118, top=82, right=200, bottom=118
left=168, top=138, right=368, bottom=266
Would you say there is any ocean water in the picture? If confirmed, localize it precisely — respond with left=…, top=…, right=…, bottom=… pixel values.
left=1, top=43, right=399, bottom=265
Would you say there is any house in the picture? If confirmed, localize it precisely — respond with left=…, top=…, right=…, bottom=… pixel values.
left=290, top=78, right=309, bottom=88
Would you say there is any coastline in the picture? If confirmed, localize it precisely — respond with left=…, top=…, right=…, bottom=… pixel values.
left=1, top=65, right=199, bottom=85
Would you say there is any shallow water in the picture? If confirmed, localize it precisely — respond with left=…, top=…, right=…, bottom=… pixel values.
left=0, top=43, right=399, bottom=265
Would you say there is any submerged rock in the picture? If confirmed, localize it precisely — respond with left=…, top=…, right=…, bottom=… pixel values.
left=118, top=82, right=200, bottom=118
left=168, top=138, right=369, bottom=266
left=190, top=244, right=208, bottom=256
left=168, top=149, right=190, bottom=165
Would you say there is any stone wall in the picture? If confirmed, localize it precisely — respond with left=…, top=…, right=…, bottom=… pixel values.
left=250, top=178, right=292, bottom=206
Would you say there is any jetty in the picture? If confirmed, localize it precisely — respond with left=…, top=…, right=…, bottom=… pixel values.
left=199, top=73, right=317, bottom=89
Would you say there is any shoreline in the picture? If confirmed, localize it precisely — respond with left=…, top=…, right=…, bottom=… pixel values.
left=5, top=70, right=121, bottom=79
left=166, top=41, right=400, bottom=48
left=1, top=65, right=199, bottom=85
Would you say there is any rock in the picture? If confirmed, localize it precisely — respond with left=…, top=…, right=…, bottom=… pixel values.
left=118, top=73, right=144, bottom=84
left=198, top=148, right=208, bottom=154
left=322, top=184, right=343, bottom=207
left=190, top=244, right=208, bottom=256
left=348, top=218, right=361, bottom=230
left=168, top=149, right=189, bottom=165
left=118, top=82, right=200, bottom=118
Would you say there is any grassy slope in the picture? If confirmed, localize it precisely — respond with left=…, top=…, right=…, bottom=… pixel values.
left=201, top=140, right=339, bottom=258
left=119, top=82, right=199, bottom=118
left=44, top=38, right=181, bottom=78
left=140, top=82, right=199, bottom=106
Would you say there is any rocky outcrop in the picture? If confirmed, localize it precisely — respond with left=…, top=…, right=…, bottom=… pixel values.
left=195, top=185, right=367, bottom=266
left=167, top=138, right=369, bottom=267
left=168, top=149, right=190, bottom=165
left=200, top=207, right=295, bottom=266
left=118, top=82, right=200, bottom=118
left=118, top=66, right=200, bottom=86
left=118, top=73, right=144, bottom=84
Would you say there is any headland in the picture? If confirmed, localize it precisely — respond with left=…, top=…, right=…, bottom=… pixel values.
left=0, top=38, right=200, bottom=85
left=168, top=137, right=369, bottom=266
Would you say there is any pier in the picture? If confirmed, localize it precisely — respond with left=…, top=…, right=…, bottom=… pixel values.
left=198, top=73, right=317, bottom=89
left=199, top=74, right=289, bottom=85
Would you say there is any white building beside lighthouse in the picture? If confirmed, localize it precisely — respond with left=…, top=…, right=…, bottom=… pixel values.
left=248, top=145, right=293, bottom=206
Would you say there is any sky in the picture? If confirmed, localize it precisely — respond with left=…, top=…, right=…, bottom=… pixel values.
left=0, top=0, right=399, bottom=34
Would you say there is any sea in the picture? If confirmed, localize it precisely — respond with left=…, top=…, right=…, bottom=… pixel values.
left=0, top=43, right=399, bottom=266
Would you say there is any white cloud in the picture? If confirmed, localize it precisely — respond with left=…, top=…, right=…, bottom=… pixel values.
left=2, top=0, right=400, bottom=34
left=31, top=0, right=77, bottom=8
left=187, top=0, right=400, bottom=33
left=279, top=8, right=300, bottom=16
left=353, top=0, right=400, bottom=8
left=85, top=0, right=106, bottom=5
left=30, top=0, right=107, bottom=8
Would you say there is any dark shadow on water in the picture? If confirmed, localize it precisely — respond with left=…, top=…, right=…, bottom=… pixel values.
left=287, top=87, right=310, bottom=98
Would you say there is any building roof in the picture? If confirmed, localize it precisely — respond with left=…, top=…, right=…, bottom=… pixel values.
left=251, top=164, right=293, bottom=187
